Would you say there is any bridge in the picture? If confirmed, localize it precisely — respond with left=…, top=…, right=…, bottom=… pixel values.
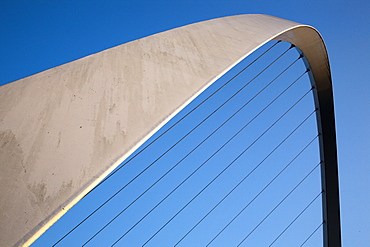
left=0, top=14, right=341, bottom=246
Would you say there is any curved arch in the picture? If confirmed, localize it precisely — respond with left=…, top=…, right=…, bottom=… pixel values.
left=0, top=14, right=340, bottom=246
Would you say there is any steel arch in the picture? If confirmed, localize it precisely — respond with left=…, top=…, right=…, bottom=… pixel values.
left=0, top=14, right=340, bottom=246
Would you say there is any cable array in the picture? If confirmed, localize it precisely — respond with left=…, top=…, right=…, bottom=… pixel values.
left=89, top=50, right=303, bottom=247
left=269, top=191, right=322, bottom=246
left=53, top=36, right=283, bottom=247
left=176, top=132, right=318, bottom=247
left=235, top=163, right=320, bottom=246
left=140, top=87, right=314, bottom=247
left=45, top=41, right=324, bottom=247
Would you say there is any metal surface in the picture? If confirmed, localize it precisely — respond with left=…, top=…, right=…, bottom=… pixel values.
left=0, top=14, right=341, bottom=246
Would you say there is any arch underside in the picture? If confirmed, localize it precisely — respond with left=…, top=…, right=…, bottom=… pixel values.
left=0, top=14, right=340, bottom=246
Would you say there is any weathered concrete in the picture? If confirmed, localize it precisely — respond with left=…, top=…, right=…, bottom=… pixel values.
left=0, top=14, right=335, bottom=246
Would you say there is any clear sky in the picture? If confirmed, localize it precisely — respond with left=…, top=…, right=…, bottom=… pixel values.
left=1, top=0, right=369, bottom=246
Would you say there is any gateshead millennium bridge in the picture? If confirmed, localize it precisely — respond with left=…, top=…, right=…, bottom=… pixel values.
left=0, top=14, right=341, bottom=246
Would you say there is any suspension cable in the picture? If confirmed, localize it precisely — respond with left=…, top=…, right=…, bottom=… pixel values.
left=205, top=136, right=319, bottom=246
left=236, top=163, right=321, bottom=247
left=300, top=221, right=324, bottom=246
left=176, top=117, right=318, bottom=246
left=139, top=87, right=313, bottom=247
left=269, top=191, right=322, bottom=246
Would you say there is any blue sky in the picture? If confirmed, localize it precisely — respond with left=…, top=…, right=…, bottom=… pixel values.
left=1, top=0, right=369, bottom=246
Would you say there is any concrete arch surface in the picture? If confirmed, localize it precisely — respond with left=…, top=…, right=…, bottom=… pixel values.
left=0, top=14, right=340, bottom=246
